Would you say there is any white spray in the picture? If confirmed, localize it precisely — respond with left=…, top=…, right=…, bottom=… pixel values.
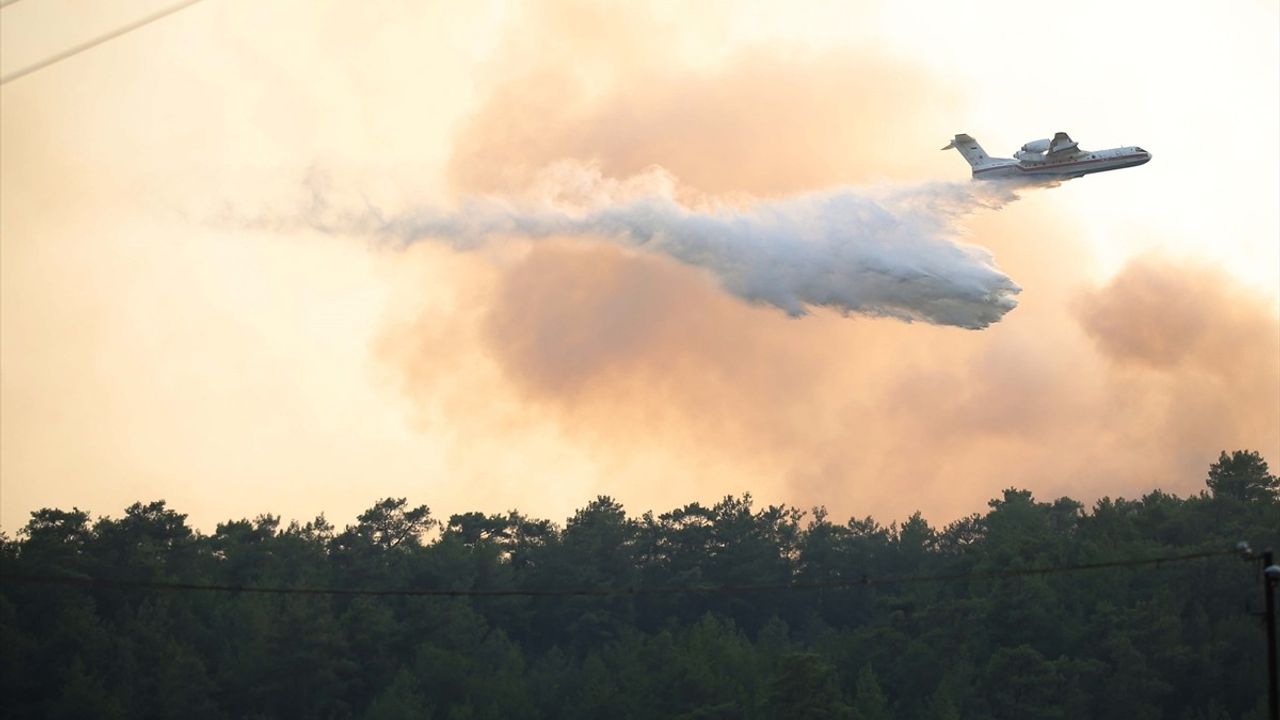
left=301, top=162, right=1024, bottom=329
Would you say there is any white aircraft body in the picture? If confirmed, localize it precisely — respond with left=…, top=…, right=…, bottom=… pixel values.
left=943, top=132, right=1150, bottom=181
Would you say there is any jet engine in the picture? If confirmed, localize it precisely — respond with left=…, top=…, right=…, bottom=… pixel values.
left=1020, top=138, right=1051, bottom=153
left=1014, top=138, right=1051, bottom=161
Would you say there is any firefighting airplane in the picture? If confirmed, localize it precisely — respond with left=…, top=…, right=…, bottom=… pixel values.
left=943, top=132, right=1151, bottom=180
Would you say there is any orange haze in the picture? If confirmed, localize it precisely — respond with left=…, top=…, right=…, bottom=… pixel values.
left=1, top=0, right=1276, bottom=532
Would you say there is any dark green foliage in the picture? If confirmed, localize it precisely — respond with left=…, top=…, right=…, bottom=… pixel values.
left=1206, top=450, right=1279, bottom=503
left=767, top=654, right=852, bottom=719
left=851, top=664, right=890, bottom=720
left=1, top=450, right=1277, bottom=718
left=362, top=669, right=431, bottom=720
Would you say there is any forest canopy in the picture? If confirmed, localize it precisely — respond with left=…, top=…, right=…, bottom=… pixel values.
left=1, top=450, right=1277, bottom=719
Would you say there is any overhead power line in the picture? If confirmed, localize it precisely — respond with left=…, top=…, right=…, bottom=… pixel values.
left=0, top=548, right=1235, bottom=598
left=0, top=0, right=205, bottom=86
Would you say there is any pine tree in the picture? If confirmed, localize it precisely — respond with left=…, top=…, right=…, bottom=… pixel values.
left=1206, top=450, right=1278, bottom=502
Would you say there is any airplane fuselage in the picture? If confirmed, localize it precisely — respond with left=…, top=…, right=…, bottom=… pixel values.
left=972, top=146, right=1151, bottom=180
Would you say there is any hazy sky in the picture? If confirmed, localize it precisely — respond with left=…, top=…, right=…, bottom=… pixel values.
left=2, top=0, right=1277, bottom=532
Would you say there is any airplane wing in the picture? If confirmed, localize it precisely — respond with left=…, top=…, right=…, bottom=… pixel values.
left=1047, top=131, right=1080, bottom=156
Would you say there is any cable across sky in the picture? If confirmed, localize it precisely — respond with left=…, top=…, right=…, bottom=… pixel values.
left=0, top=547, right=1237, bottom=598
left=0, top=0, right=206, bottom=85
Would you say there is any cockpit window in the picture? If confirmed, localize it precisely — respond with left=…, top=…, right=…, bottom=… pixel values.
left=1135, top=147, right=1145, bottom=152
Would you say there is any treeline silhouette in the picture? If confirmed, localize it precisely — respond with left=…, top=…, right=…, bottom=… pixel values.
left=2, top=450, right=1277, bottom=719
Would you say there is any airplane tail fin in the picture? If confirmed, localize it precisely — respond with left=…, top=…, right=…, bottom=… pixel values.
left=942, top=134, right=998, bottom=168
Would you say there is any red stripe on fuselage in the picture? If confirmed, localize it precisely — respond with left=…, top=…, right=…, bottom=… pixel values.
left=973, top=153, right=1146, bottom=175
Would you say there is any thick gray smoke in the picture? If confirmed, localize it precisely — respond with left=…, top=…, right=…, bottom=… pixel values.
left=303, top=163, right=1023, bottom=329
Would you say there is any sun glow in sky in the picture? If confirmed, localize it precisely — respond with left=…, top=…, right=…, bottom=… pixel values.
left=1, top=0, right=1277, bottom=532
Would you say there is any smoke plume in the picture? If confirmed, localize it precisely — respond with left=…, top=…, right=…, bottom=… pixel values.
left=305, top=163, right=1022, bottom=329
